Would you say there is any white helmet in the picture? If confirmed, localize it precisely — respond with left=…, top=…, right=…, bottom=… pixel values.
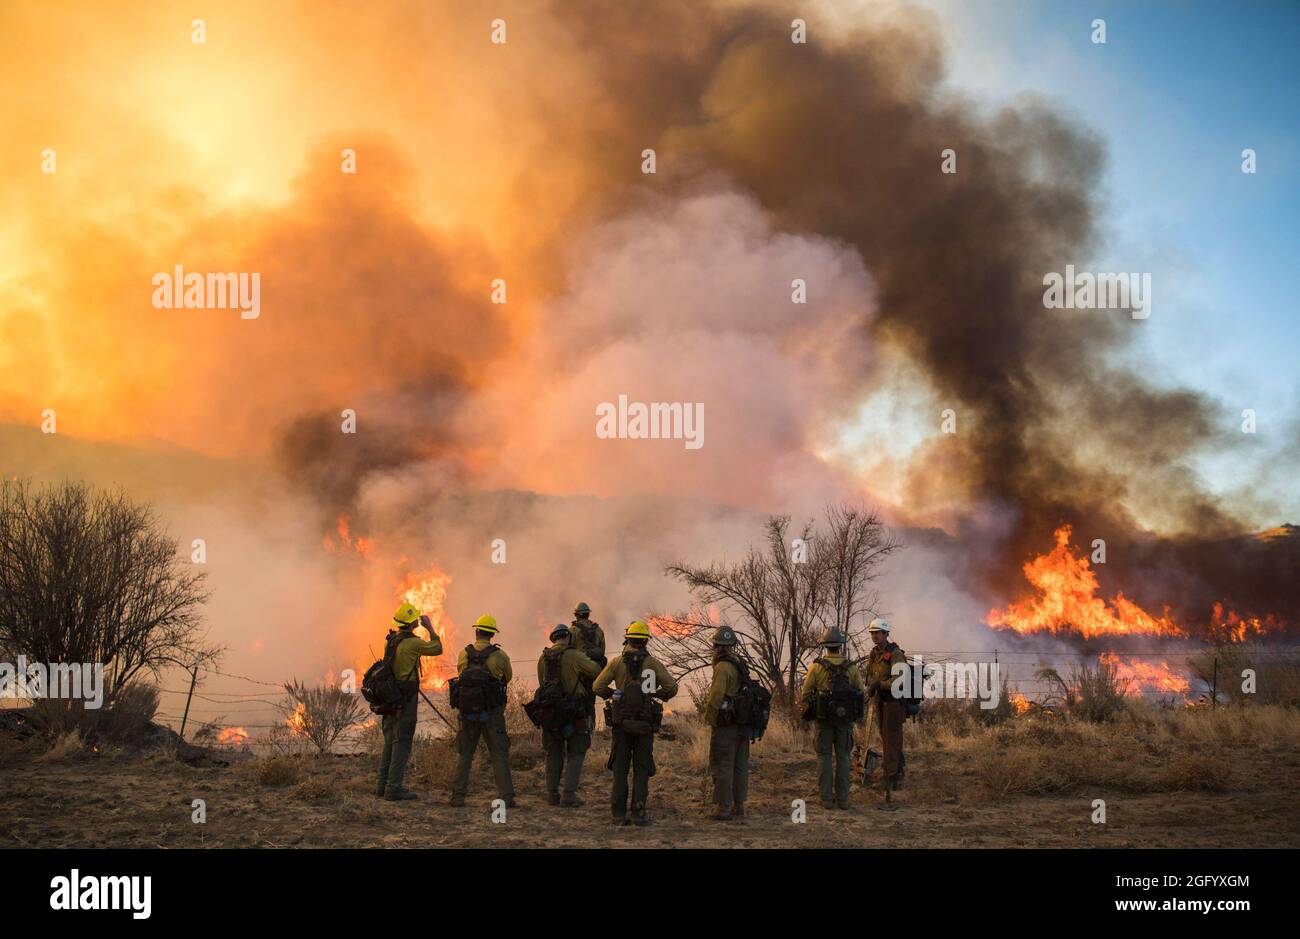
left=867, top=617, right=890, bottom=633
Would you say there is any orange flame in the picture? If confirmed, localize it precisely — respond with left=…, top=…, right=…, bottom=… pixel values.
left=1208, top=603, right=1280, bottom=643
left=1009, top=692, right=1030, bottom=715
left=402, top=568, right=456, bottom=690
left=216, top=726, right=249, bottom=746
left=986, top=526, right=1183, bottom=639
left=1099, top=652, right=1191, bottom=696
left=286, top=701, right=307, bottom=735
left=324, top=514, right=373, bottom=557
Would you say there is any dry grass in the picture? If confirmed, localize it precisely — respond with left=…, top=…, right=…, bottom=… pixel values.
left=35, top=729, right=85, bottom=763
left=1188, top=645, right=1300, bottom=707
left=251, top=754, right=302, bottom=788
left=292, top=776, right=338, bottom=802
left=905, top=701, right=1300, bottom=799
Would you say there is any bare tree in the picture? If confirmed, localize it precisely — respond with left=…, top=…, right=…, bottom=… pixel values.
left=660, top=504, right=901, bottom=714
left=0, top=479, right=216, bottom=714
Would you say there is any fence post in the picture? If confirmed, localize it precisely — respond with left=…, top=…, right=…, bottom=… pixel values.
left=179, top=653, right=202, bottom=739
left=1211, top=656, right=1218, bottom=710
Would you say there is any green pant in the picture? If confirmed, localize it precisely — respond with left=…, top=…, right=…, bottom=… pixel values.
left=452, top=707, right=514, bottom=801
left=815, top=721, right=854, bottom=806
left=543, top=726, right=591, bottom=798
left=609, top=729, right=655, bottom=818
left=709, top=723, right=750, bottom=810
left=377, top=687, right=418, bottom=793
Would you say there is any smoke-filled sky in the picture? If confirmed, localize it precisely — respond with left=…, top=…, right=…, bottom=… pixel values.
left=2, top=0, right=1296, bottom=722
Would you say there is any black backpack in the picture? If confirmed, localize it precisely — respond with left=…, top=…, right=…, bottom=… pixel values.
left=817, top=657, right=865, bottom=725
left=361, top=630, right=412, bottom=716
left=525, top=648, right=583, bottom=731
left=607, top=650, right=662, bottom=736
left=572, top=620, right=607, bottom=668
left=449, top=644, right=506, bottom=713
left=721, top=655, right=772, bottom=740
left=879, top=644, right=921, bottom=716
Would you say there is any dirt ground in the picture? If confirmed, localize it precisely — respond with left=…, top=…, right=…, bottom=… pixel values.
left=4, top=710, right=1298, bottom=848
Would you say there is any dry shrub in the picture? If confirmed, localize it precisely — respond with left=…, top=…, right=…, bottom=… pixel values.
left=25, top=698, right=93, bottom=739
left=261, top=723, right=312, bottom=757
left=281, top=679, right=365, bottom=754
left=1161, top=751, right=1233, bottom=791
left=98, top=682, right=159, bottom=743
left=36, top=729, right=85, bottom=763
left=1037, top=659, right=1130, bottom=722
left=504, top=682, right=540, bottom=739
left=355, top=719, right=383, bottom=756
left=406, top=733, right=459, bottom=790
left=253, top=755, right=302, bottom=787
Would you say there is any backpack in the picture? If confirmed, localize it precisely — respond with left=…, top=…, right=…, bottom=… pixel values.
left=878, top=644, right=921, bottom=716
left=817, top=657, right=865, bottom=725
left=572, top=620, right=607, bottom=668
left=607, top=650, right=662, bottom=736
left=449, top=644, right=506, bottom=713
left=525, top=648, right=584, bottom=732
left=721, top=656, right=772, bottom=740
left=361, top=630, right=413, bottom=716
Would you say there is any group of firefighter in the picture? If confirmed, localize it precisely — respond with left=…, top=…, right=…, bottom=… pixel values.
left=374, top=601, right=908, bottom=824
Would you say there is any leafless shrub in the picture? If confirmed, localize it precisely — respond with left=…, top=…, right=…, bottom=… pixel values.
left=1037, top=658, right=1130, bottom=722
left=281, top=679, right=365, bottom=754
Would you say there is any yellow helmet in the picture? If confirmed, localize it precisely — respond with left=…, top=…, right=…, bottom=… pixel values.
left=473, top=613, right=499, bottom=634
left=625, top=619, right=652, bottom=641
left=393, top=602, right=421, bottom=626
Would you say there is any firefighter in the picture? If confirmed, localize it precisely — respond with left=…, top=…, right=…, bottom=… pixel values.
left=592, top=619, right=678, bottom=826
left=800, top=627, right=866, bottom=810
left=537, top=623, right=601, bottom=806
left=703, top=625, right=749, bottom=821
left=864, top=617, right=907, bottom=801
left=449, top=614, right=515, bottom=808
left=377, top=603, right=443, bottom=801
left=570, top=602, right=606, bottom=730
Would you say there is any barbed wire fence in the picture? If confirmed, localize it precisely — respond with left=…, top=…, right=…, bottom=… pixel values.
left=137, top=644, right=1300, bottom=755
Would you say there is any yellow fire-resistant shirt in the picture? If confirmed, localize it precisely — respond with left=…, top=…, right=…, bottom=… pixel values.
left=800, top=651, right=866, bottom=709
left=536, top=642, right=602, bottom=697
left=704, top=657, right=741, bottom=727
left=592, top=645, right=678, bottom=700
left=392, top=632, right=443, bottom=682
left=456, top=639, right=513, bottom=684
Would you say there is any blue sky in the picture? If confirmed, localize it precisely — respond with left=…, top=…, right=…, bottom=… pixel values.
left=913, top=0, right=1299, bottom=509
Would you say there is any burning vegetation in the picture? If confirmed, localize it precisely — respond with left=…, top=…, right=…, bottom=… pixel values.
left=985, top=525, right=1294, bottom=704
